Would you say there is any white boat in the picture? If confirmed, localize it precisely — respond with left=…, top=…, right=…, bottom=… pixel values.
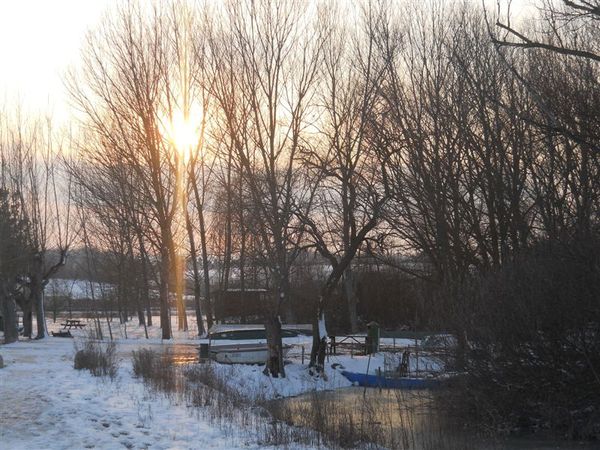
left=208, top=323, right=312, bottom=340
left=208, top=343, right=293, bottom=364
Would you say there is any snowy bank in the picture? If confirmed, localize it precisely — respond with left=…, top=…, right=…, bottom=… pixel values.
left=0, top=338, right=295, bottom=450
left=197, top=361, right=352, bottom=401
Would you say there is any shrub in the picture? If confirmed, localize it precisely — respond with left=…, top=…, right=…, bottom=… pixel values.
left=131, top=348, right=156, bottom=379
left=185, top=364, right=248, bottom=407
left=455, top=238, right=600, bottom=439
left=132, top=349, right=179, bottom=393
left=73, top=339, right=118, bottom=379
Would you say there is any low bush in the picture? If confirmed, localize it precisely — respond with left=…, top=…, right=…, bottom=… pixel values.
left=73, top=339, right=118, bottom=379
left=185, top=364, right=247, bottom=405
left=133, top=348, right=188, bottom=396
left=131, top=348, right=156, bottom=379
left=132, top=348, right=179, bottom=393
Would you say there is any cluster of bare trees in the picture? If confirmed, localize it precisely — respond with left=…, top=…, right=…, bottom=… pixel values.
left=0, top=113, right=73, bottom=343
left=63, top=0, right=389, bottom=376
left=67, top=0, right=599, bottom=375
left=1, top=1, right=598, bottom=388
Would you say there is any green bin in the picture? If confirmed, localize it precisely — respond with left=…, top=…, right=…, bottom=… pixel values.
left=365, top=321, right=380, bottom=354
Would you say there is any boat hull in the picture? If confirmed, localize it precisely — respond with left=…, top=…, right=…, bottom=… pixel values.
left=208, top=324, right=312, bottom=340
left=209, top=343, right=292, bottom=364
left=341, top=370, right=436, bottom=389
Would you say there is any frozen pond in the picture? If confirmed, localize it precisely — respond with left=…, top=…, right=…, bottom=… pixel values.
left=273, top=387, right=596, bottom=449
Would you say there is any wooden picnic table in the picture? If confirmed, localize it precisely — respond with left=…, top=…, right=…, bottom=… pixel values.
left=61, top=319, right=86, bottom=330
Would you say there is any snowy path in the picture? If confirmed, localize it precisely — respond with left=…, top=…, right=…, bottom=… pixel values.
left=0, top=339, right=287, bottom=450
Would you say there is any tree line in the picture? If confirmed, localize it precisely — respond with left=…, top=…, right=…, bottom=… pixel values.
left=1, top=0, right=598, bottom=388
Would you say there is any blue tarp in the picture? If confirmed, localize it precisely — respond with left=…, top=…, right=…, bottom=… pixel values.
left=340, top=370, right=437, bottom=389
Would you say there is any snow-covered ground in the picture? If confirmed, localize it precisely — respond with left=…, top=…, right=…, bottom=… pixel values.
left=33, top=314, right=445, bottom=386
left=46, top=278, right=115, bottom=300
left=202, top=360, right=352, bottom=401
left=0, top=338, right=294, bottom=450
left=1, top=314, right=446, bottom=449
left=200, top=352, right=443, bottom=403
left=46, top=313, right=206, bottom=341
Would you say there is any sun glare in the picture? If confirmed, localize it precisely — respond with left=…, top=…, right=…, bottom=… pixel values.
left=166, top=111, right=200, bottom=161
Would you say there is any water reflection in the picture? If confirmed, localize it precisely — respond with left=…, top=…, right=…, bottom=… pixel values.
left=122, top=343, right=199, bottom=366
left=271, top=387, right=465, bottom=449
left=273, top=387, right=595, bottom=450
left=158, top=345, right=199, bottom=365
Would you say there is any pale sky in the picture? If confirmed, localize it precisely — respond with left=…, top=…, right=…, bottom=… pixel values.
left=0, top=0, right=115, bottom=123
left=0, top=0, right=535, bottom=125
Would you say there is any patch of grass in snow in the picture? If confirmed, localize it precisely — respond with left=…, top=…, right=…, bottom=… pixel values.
left=185, top=364, right=253, bottom=406
left=129, top=350, right=325, bottom=447
left=131, top=348, right=181, bottom=394
left=73, top=339, right=118, bottom=379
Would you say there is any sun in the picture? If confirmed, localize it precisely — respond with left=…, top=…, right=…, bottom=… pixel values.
left=166, top=111, right=199, bottom=161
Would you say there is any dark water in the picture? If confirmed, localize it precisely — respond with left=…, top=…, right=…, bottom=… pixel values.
left=274, top=387, right=596, bottom=450
left=123, top=346, right=596, bottom=449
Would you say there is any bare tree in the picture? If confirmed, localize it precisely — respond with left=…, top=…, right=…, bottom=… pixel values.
left=493, top=1, right=600, bottom=63
left=0, top=113, right=72, bottom=339
left=68, top=2, right=199, bottom=339
left=207, top=0, right=324, bottom=376
left=490, top=0, right=600, bottom=152
left=298, top=1, right=390, bottom=371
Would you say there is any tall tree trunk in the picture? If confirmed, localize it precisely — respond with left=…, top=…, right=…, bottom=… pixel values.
left=343, top=267, right=359, bottom=333
left=174, top=252, right=188, bottom=331
left=198, top=205, right=213, bottom=331
left=309, top=308, right=328, bottom=374
left=159, top=246, right=172, bottom=340
left=309, top=266, right=349, bottom=372
left=1, top=281, right=19, bottom=344
left=129, top=242, right=148, bottom=338
left=264, top=313, right=285, bottom=377
left=136, top=290, right=146, bottom=327
left=190, top=172, right=213, bottom=331
left=16, top=294, right=33, bottom=338
left=239, top=196, right=246, bottom=326
left=137, top=233, right=153, bottom=327
left=264, top=274, right=290, bottom=377
left=23, top=308, right=33, bottom=338
left=186, top=210, right=205, bottom=336
left=116, top=257, right=126, bottom=324
left=131, top=263, right=146, bottom=328
left=310, top=284, right=335, bottom=372
left=31, top=254, right=46, bottom=339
